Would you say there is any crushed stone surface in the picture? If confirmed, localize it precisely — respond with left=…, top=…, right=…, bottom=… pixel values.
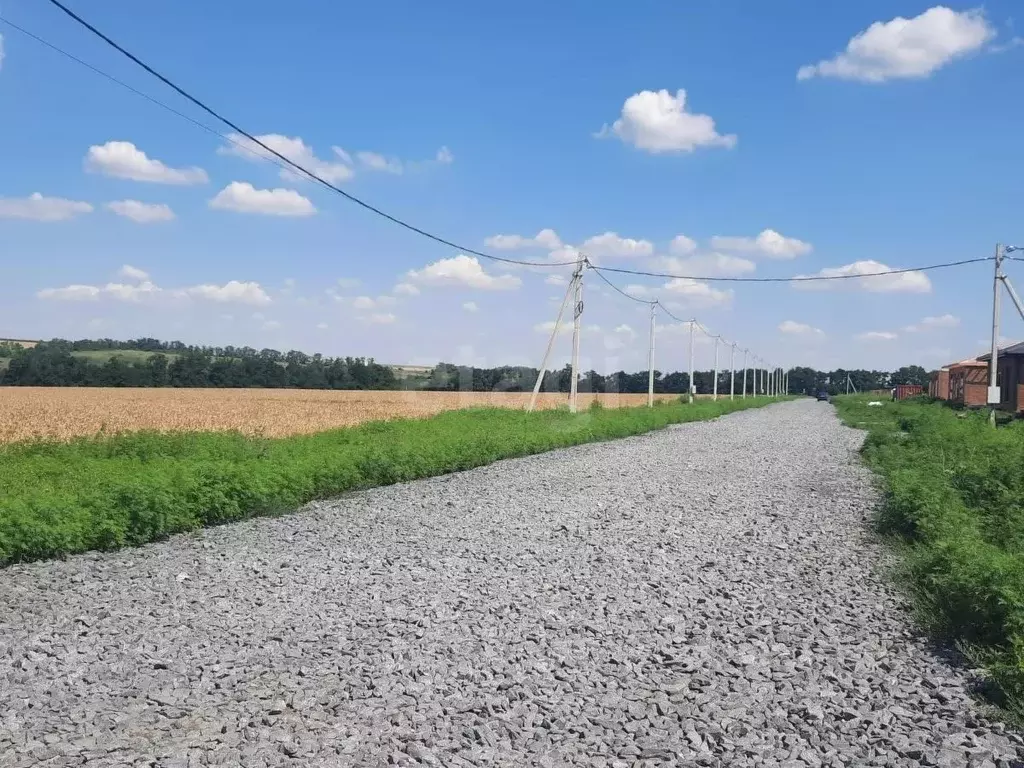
left=2, top=400, right=1022, bottom=767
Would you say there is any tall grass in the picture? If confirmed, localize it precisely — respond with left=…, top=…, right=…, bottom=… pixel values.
left=0, top=397, right=775, bottom=566
left=836, top=396, right=1024, bottom=714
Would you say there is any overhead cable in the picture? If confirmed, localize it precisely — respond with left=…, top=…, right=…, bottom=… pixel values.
left=591, top=256, right=991, bottom=283
left=31, top=1, right=579, bottom=268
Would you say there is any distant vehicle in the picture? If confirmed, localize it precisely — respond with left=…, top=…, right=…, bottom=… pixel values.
left=816, top=390, right=830, bottom=402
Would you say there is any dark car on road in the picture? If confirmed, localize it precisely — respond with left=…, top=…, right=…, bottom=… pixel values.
left=816, top=390, right=830, bottom=402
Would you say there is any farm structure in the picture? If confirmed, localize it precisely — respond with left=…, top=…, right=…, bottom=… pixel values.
left=929, top=358, right=988, bottom=408
left=978, top=342, right=1024, bottom=413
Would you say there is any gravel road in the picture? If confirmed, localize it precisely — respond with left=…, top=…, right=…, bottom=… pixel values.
left=2, top=400, right=1022, bottom=768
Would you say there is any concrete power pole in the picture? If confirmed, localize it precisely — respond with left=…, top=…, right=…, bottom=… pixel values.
left=712, top=336, right=720, bottom=401
left=569, top=253, right=584, bottom=413
left=989, top=244, right=1005, bottom=426
left=647, top=301, right=656, bottom=408
left=688, top=320, right=695, bottom=404
left=730, top=342, right=736, bottom=400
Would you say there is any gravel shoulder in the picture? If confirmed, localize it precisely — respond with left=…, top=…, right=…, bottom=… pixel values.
left=2, top=400, right=1022, bottom=767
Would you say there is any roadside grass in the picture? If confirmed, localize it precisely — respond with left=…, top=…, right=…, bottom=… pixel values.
left=0, top=396, right=778, bottom=566
left=835, top=395, right=1024, bottom=716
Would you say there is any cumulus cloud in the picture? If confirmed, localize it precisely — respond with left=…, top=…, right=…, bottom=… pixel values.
left=857, top=330, right=899, bottom=341
left=86, top=141, right=207, bottom=184
left=405, top=254, right=522, bottom=290
left=669, top=234, right=698, bottom=255
left=595, top=88, right=736, bottom=153
left=545, top=274, right=568, bottom=286
left=0, top=193, right=93, bottom=221
left=462, top=301, right=479, bottom=312
left=657, top=253, right=756, bottom=277
left=485, top=228, right=563, bottom=251
left=219, top=133, right=354, bottom=184
left=710, top=229, right=812, bottom=259
left=797, top=6, right=994, bottom=83
left=357, top=151, right=403, bottom=174
left=904, top=313, right=960, bottom=332
left=105, top=200, right=175, bottom=223
left=581, top=232, right=654, bottom=260
left=779, top=320, right=825, bottom=336
left=663, top=277, right=733, bottom=307
left=393, top=282, right=421, bottom=296
left=118, top=265, right=150, bottom=282
left=37, top=285, right=102, bottom=301
left=183, top=280, right=272, bottom=305
left=209, top=182, right=315, bottom=217
left=436, top=146, right=454, bottom=164
left=793, top=259, right=932, bottom=293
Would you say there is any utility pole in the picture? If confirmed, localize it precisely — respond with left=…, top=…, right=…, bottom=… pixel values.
left=989, top=244, right=1004, bottom=426
left=742, top=349, right=748, bottom=399
left=647, top=301, right=656, bottom=407
left=688, top=319, right=695, bottom=404
left=569, top=253, right=584, bottom=414
left=528, top=273, right=576, bottom=412
left=712, top=336, right=720, bottom=401
left=730, top=342, right=736, bottom=400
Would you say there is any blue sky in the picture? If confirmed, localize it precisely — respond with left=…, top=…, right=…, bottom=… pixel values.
left=1, top=1, right=1022, bottom=373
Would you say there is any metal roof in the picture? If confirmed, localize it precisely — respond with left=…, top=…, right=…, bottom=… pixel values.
left=977, top=342, right=1024, bottom=361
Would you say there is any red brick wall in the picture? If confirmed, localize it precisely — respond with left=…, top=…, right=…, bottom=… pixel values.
left=932, top=370, right=950, bottom=399
left=964, top=383, right=987, bottom=407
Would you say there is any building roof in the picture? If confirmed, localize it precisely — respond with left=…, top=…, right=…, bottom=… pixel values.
left=977, top=342, right=1024, bottom=361
left=947, top=357, right=988, bottom=368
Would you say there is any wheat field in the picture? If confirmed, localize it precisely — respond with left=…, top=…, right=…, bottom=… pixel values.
left=0, top=387, right=695, bottom=443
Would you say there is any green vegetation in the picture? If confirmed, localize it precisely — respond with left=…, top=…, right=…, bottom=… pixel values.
left=836, top=395, right=1024, bottom=715
left=0, top=396, right=777, bottom=566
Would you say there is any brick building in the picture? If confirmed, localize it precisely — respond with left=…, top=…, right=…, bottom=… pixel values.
left=978, top=342, right=1024, bottom=413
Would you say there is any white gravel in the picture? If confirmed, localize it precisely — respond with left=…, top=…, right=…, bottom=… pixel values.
left=2, top=400, right=1022, bottom=767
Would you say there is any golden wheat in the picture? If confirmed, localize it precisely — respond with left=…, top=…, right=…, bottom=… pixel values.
left=0, top=387, right=702, bottom=443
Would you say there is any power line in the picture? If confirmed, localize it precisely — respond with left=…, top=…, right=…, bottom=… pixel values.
left=591, top=256, right=992, bottom=283
left=29, top=1, right=579, bottom=269
left=589, top=265, right=656, bottom=305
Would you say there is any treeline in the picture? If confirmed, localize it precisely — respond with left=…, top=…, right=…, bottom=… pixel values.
left=0, top=340, right=399, bottom=390
left=0, top=338, right=933, bottom=394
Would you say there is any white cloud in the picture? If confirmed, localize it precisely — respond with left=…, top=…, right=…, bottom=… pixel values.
left=262, top=320, right=282, bottom=331
left=669, top=234, right=698, bottom=255
left=779, top=320, right=825, bottom=336
left=85, top=141, right=207, bottom=185
left=393, top=282, right=421, bottom=296
left=904, top=313, right=960, bottom=332
left=596, top=88, right=737, bottom=153
left=615, top=324, right=637, bottom=338
left=658, top=253, right=756, bottom=277
left=103, top=281, right=163, bottom=303
left=349, top=295, right=397, bottom=310
left=209, top=182, right=316, bottom=217
left=534, top=320, right=573, bottom=335
left=405, top=254, right=521, bottom=290
left=357, top=151, right=403, bottom=174
left=219, top=134, right=354, bottom=184
left=581, top=232, right=654, bottom=260
left=793, top=259, right=932, bottom=293
left=710, top=229, right=812, bottom=259
left=663, top=277, right=733, bottom=307
left=436, top=146, right=454, bottom=164
left=118, top=265, right=150, bottom=282
left=184, top=280, right=272, bottom=305
left=105, top=200, right=175, bottom=223
left=316, top=322, right=329, bottom=330
left=797, top=6, right=994, bottom=83
left=485, top=228, right=563, bottom=251
left=37, top=285, right=102, bottom=301
left=364, top=312, right=397, bottom=325
left=624, top=284, right=654, bottom=299
left=462, top=301, right=479, bottom=313
left=545, top=274, right=568, bottom=286
left=0, top=193, right=93, bottom=221
left=857, top=330, right=899, bottom=341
